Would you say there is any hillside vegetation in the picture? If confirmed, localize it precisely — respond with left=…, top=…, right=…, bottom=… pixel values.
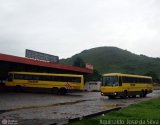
left=60, top=47, right=160, bottom=79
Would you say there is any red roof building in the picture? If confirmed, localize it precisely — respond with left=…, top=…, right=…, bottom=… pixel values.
left=0, top=53, right=93, bottom=80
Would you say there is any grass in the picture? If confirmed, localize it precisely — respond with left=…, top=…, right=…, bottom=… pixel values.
left=69, top=97, right=160, bottom=125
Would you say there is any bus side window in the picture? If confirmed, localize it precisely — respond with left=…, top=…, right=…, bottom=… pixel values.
left=119, top=76, right=122, bottom=86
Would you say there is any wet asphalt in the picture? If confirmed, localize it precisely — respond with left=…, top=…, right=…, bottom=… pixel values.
left=0, top=90, right=160, bottom=125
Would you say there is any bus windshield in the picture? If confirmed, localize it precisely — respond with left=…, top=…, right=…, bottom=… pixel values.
left=102, top=76, right=119, bottom=86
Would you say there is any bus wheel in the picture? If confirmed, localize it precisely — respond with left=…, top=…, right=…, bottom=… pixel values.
left=140, top=90, right=145, bottom=98
left=131, top=95, right=136, bottom=98
left=14, top=85, right=22, bottom=92
left=108, top=95, right=115, bottom=99
left=144, top=90, right=147, bottom=97
left=51, top=87, right=59, bottom=94
left=122, top=90, right=128, bottom=99
left=59, top=88, right=67, bottom=95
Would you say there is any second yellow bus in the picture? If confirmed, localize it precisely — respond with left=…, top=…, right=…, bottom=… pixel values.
left=101, top=73, right=153, bottom=99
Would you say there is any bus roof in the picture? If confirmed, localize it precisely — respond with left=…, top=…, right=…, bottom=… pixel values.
left=9, top=71, right=83, bottom=77
left=103, top=73, right=152, bottom=79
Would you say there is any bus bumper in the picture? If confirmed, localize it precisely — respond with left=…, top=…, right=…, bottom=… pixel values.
left=101, top=92, right=122, bottom=96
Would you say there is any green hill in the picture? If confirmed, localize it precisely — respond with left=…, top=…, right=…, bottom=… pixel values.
left=60, top=46, right=160, bottom=78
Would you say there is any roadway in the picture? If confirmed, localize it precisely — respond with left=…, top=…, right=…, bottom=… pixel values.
left=0, top=90, right=160, bottom=125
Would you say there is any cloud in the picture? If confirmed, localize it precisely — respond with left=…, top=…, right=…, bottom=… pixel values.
left=0, top=0, right=160, bottom=58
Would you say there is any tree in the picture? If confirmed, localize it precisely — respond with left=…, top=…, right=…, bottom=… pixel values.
left=144, top=71, right=160, bottom=83
left=72, top=57, right=101, bottom=82
left=73, top=57, right=85, bottom=68
left=85, top=70, right=102, bottom=82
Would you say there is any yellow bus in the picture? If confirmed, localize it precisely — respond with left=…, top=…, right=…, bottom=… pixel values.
left=101, top=73, right=153, bottom=99
left=6, top=72, right=84, bottom=94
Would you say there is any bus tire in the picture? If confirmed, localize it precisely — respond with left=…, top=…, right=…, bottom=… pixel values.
left=59, top=88, right=67, bottom=95
left=14, top=85, right=22, bottom=92
left=122, top=90, right=128, bottom=99
left=51, top=87, right=59, bottom=94
left=131, top=95, right=136, bottom=98
left=140, top=90, right=145, bottom=98
left=144, top=90, right=147, bottom=97
left=108, top=95, right=115, bottom=99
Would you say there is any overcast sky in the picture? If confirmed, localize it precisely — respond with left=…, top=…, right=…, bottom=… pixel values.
left=0, top=0, right=160, bottom=59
